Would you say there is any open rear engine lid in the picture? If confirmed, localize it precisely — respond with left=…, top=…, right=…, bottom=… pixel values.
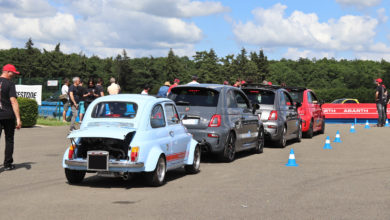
left=68, top=123, right=135, bottom=140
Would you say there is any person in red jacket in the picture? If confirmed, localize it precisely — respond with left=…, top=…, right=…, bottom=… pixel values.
left=167, top=78, right=180, bottom=95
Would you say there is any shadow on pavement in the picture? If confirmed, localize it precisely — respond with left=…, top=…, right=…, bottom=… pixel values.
left=73, top=168, right=191, bottom=189
left=0, top=162, right=35, bottom=174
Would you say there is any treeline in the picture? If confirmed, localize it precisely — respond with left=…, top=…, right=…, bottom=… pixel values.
left=1, top=39, right=390, bottom=102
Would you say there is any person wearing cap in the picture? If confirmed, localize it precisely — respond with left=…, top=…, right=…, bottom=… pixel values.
left=223, top=80, right=229, bottom=85
left=0, top=64, right=22, bottom=170
left=167, top=78, right=180, bottom=95
left=187, top=75, right=199, bottom=85
left=375, top=78, right=386, bottom=127
left=157, top=81, right=170, bottom=98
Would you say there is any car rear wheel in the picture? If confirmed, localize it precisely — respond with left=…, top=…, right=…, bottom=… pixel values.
left=253, top=127, right=264, bottom=154
left=65, top=168, right=86, bottom=184
left=319, top=119, right=325, bottom=134
left=220, top=132, right=236, bottom=162
left=304, top=120, right=314, bottom=138
left=185, top=146, right=201, bottom=174
left=145, top=155, right=166, bottom=187
left=276, top=126, right=287, bottom=148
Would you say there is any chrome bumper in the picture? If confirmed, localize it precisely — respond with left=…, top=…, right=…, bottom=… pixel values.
left=64, top=159, right=144, bottom=168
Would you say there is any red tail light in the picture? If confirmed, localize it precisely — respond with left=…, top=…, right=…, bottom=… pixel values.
left=68, top=145, right=75, bottom=159
left=268, top=111, right=278, bottom=121
left=131, top=147, right=139, bottom=162
left=208, top=114, right=221, bottom=127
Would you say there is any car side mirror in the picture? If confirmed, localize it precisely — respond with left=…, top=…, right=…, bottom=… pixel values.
left=180, top=114, right=187, bottom=121
left=296, top=102, right=302, bottom=108
left=252, top=103, right=260, bottom=114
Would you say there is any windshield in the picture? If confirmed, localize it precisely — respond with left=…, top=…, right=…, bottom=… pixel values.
left=243, top=89, right=275, bottom=105
left=91, top=102, right=138, bottom=118
left=169, top=87, right=219, bottom=107
left=288, top=91, right=303, bottom=103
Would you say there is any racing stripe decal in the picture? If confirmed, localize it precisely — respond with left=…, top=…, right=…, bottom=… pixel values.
left=166, top=152, right=186, bottom=162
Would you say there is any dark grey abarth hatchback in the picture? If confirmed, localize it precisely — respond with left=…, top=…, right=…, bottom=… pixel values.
left=168, top=84, right=264, bottom=162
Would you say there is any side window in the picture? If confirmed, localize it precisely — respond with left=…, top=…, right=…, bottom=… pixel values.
left=307, top=92, right=313, bottom=103
left=235, top=91, right=250, bottom=109
left=227, top=90, right=238, bottom=108
left=150, top=104, right=166, bottom=128
left=283, top=92, right=293, bottom=106
left=279, top=92, right=285, bottom=106
left=165, top=104, right=180, bottom=125
left=344, top=100, right=356, bottom=104
left=310, top=92, right=318, bottom=104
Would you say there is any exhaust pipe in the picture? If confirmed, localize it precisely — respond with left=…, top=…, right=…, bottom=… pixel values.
left=122, top=172, right=130, bottom=180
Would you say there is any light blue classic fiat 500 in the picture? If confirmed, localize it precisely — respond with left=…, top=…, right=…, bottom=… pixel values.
left=63, top=94, right=200, bottom=186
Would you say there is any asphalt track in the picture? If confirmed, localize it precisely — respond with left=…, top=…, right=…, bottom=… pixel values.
left=0, top=124, right=389, bottom=219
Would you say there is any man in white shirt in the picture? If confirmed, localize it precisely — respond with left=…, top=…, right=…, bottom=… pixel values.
left=107, top=77, right=121, bottom=95
left=187, top=75, right=200, bottom=85
left=61, top=78, right=70, bottom=122
left=141, top=84, right=150, bottom=95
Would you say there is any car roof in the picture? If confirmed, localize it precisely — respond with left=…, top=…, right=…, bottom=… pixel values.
left=173, top=83, right=234, bottom=92
left=95, top=94, right=171, bottom=105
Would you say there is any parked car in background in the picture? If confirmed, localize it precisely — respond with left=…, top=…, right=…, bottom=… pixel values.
left=242, top=84, right=301, bottom=148
left=168, top=84, right=264, bottom=162
left=286, top=87, right=325, bottom=138
left=331, top=98, right=360, bottom=104
left=63, top=94, right=200, bottom=186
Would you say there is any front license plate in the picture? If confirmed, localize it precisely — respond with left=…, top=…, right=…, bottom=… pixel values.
left=87, top=151, right=109, bottom=171
left=182, top=119, right=199, bottom=125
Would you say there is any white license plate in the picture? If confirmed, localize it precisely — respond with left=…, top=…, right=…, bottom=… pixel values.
left=182, top=119, right=199, bottom=125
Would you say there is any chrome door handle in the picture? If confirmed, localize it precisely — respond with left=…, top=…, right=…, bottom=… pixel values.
left=169, top=131, right=174, bottom=137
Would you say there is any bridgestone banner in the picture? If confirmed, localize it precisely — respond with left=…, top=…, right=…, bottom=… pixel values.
left=15, top=85, right=42, bottom=105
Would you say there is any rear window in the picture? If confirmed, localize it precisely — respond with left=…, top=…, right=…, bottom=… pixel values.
left=91, top=102, right=137, bottom=118
left=169, top=87, right=219, bottom=107
left=288, top=91, right=303, bottom=103
left=243, top=89, right=275, bottom=105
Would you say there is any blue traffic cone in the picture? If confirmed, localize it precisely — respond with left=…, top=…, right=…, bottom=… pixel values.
left=350, top=123, right=356, bottom=133
left=333, top=130, right=342, bottom=143
left=285, top=148, right=298, bottom=167
left=323, top=136, right=333, bottom=149
left=364, top=120, right=370, bottom=129
left=385, top=119, right=390, bottom=127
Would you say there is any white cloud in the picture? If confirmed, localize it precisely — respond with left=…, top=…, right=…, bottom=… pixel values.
left=233, top=4, right=378, bottom=51
left=0, top=35, right=12, bottom=49
left=283, top=48, right=335, bottom=60
left=377, top=8, right=388, bottom=23
left=335, top=0, right=381, bottom=9
left=0, top=0, right=56, bottom=17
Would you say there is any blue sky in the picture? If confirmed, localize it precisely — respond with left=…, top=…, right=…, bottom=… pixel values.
left=0, top=0, right=389, bottom=60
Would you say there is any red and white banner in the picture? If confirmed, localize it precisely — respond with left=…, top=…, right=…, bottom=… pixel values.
left=322, top=103, right=390, bottom=119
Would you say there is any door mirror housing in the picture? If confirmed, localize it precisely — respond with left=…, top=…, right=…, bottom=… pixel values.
left=180, top=114, right=187, bottom=121
left=295, top=102, right=302, bottom=108
left=252, top=103, right=260, bottom=114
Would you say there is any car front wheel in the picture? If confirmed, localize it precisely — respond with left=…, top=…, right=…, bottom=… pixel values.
left=65, top=168, right=86, bottom=184
left=253, top=127, right=264, bottom=154
left=145, top=155, right=166, bottom=187
left=185, top=145, right=201, bottom=174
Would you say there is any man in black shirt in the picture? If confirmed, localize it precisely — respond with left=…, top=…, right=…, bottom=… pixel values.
left=69, top=77, right=80, bottom=131
left=96, top=78, right=104, bottom=97
left=375, top=78, right=386, bottom=127
left=0, top=64, right=22, bottom=170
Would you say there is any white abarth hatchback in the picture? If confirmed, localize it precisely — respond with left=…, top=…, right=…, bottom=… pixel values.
left=63, top=94, right=200, bottom=186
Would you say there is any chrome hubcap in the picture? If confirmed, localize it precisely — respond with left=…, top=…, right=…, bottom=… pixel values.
left=157, top=158, right=166, bottom=182
left=194, top=148, right=200, bottom=169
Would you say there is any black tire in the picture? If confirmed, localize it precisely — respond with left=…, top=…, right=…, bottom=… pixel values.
left=304, top=120, right=314, bottom=138
left=185, top=146, right=201, bottom=174
left=319, top=119, right=325, bottom=134
left=220, top=132, right=236, bottom=162
left=276, top=126, right=287, bottom=148
left=295, top=122, right=302, bottom=142
left=253, top=127, right=265, bottom=154
left=145, top=155, right=166, bottom=187
left=65, top=168, right=86, bottom=184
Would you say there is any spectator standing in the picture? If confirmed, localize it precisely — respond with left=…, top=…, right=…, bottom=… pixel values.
left=95, top=77, right=105, bottom=97
left=78, top=80, right=87, bottom=121
left=233, top=80, right=240, bottom=87
left=375, top=78, right=386, bottom=127
left=61, top=78, right=70, bottom=122
left=157, top=81, right=170, bottom=98
left=84, top=78, right=99, bottom=110
left=187, top=75, right=199, bottom=85
left=69, top=77, right=81, bottom=131
left=141, top=84, right=151, bottom=95
left=107, top=77, right=120, bottom=95
left=0, top=64, right=22, bottom=170
left=223, top=81, right=229, bottom=85
left=167, top=78, right=180, bottom=95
